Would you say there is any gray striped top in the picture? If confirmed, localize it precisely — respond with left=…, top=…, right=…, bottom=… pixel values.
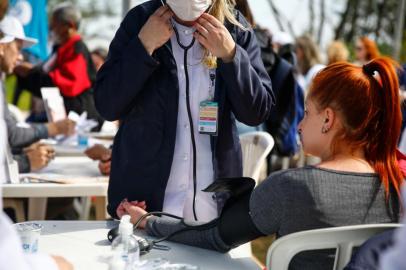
left=146, top=166, right=399, bottom=269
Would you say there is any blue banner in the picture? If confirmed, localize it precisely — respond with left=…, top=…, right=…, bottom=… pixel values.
left=9, top=0, right=49, bottom=61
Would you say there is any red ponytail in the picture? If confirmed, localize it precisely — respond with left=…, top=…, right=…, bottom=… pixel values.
left=309, top=57, right=404, bottom=198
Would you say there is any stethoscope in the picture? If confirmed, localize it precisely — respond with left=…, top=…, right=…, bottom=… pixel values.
left=172, top=23, right=200, bottom=221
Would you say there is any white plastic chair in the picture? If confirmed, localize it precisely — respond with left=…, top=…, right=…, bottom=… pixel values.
left=266, top=224, right=402, bottom=270
left=229, top=132, right=274, bottom=260
left=239, top=131, right=274, bottom=183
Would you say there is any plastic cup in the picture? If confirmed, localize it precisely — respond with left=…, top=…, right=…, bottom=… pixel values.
left=14, top=223, right=43, bottom=253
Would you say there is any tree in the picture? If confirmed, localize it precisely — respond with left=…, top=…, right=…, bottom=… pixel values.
left=334, top=0, right=399, bottom=43
left=308, top=0, right=315, bottom=36
left=265, top=0, right=296, bottom=38
left=333, top=0, right=406, bottom=61
left=317, top=0, right=325, bottom=44
left=264, top=0, right=406, bottom=61
left=393, top=0, right=406, bottom=60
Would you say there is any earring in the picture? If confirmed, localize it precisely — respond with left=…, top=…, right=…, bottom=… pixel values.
left=321, top=126, right=329, bottom=134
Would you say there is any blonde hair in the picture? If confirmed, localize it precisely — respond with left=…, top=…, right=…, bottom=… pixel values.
left=296, top=35, right=322, bottom=75
left=327, top=41, right=349, bottom=65
left=209, top=0, right=245, bottom=29
left=204, top=0, right=246, bottom=68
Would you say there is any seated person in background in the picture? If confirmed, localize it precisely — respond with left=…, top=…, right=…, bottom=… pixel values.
left=90, top=47, right=108, bottom=71
left=6, top=102, right=74, bottom=172
left=14, top=2, right=103, bottom=130
left=13, top=143, right=55, bottom=173
left=0, top=15, right=75, bottom=172
left=0, top=2, right=72, bottom=269
left=120, top=57, right=404, bottom=270
left=85, top=144, right=112, bottom=176
left=5, top=100, right=75, bottom=149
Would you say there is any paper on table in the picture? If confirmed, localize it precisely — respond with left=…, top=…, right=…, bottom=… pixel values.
left=41, top=87, right=67, bottom=122
left=68, top=111, right=98, bottom=133
left=20, top=173, right=108, bottom=184
left=85, top=132, right=116, bottom=141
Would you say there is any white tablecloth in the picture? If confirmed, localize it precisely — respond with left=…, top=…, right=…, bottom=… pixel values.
left=36, top=221, right=260, bottom=270
left=2, top=157, right=108, bottom=198
left=2, top=157, right=108, bottom=220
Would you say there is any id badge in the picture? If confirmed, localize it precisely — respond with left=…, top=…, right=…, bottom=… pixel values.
left=198, top=101, right=218, bottom=135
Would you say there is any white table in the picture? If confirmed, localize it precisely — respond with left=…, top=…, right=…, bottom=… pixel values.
left=42, top=136, right=113, bottom=157
left=2, top=157, right=108, bottom=220
left=52, top=144, right=87, bottom=157
left=36, top=221, right=260, bottom=270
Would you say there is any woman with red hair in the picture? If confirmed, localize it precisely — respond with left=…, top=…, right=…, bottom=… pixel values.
left=355, top=36, right=381, bottom=64
left=120, top=58, right=404, bottom=270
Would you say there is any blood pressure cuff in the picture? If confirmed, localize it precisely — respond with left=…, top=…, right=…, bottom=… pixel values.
left=203, top=177, right=265, bottom=246
left=217, top=190, right=265, bottom=246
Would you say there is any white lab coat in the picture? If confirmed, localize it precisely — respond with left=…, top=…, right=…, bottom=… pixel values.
left=162, top=20, right=218, bottom=222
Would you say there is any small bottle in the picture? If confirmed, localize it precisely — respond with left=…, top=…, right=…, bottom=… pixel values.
left=77, top=131, right=88, bottom=147
left=111, top=215, right=140, bottom=268
left=108, top=253, right=126, bottom=270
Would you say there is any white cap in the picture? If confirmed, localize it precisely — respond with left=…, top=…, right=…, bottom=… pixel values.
left=0, top=16, right=37, bottom=48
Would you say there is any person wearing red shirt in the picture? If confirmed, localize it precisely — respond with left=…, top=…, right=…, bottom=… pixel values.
left=15, top=2, right=103, bottom=130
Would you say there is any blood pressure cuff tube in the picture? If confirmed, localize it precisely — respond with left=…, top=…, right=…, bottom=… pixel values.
left=217, top=191, right=265, bottom=247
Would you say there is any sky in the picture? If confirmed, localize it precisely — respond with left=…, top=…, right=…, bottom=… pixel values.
left=80, top=0, right=345, bottom=52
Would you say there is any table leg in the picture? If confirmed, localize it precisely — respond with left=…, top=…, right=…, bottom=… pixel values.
left=28, top=198, right=48, bottom=220
left=94, top=197, right=107, bottom=220
left=79, top=197, right=91, bottom=220
left=3, top=199, right=26, bottom=222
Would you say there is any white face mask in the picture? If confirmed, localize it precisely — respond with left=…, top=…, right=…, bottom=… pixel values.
left=166, top=0, right=212, bottom=22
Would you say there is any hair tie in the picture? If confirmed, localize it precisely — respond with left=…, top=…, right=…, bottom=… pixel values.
left=362, top=64, right=383, bottom=87
left=362, top=64, right=374, bottom=76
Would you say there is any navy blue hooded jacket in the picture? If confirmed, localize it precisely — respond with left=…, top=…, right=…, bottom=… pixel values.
left=94, top=0, right=274, bottom=218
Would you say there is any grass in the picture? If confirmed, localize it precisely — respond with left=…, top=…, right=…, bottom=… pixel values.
left=5, top=75, right=32, bottom=111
